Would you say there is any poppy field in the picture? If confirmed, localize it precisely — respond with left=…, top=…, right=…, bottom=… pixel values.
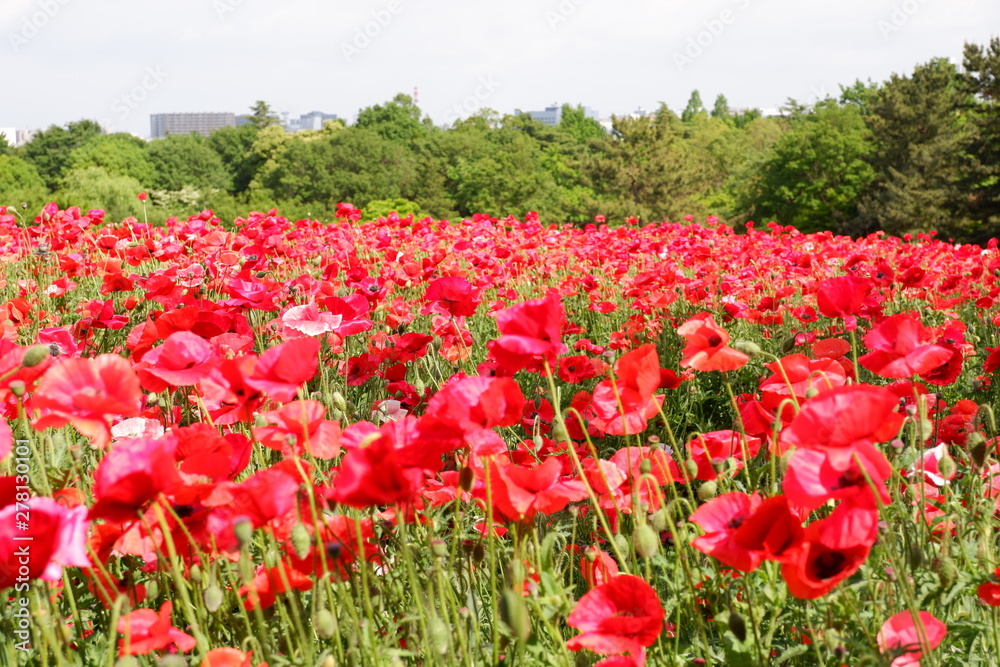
left=2, top=202, right=1000, bottom=667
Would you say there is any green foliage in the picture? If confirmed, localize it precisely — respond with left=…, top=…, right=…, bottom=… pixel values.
left=206, top=124, right=260, bottom=194
left=355, top=93, right=433, bottom=148
left=682, top=90, right=707, bottom=123
left=67, top=133, right=156, bottom=187
left=0, top=154, right=49, bottom=211
left=146, top=133, right=231, bottom=192
left=961, top=37, right=1000, bottom=241
left=740, top=99, right=875, bottom=233
left=364, top=198, right=423, bottom=220
left=558, top=104, right=605, bottom=144
left=56, top=166, right=143, bottom=220
left=855, top=58, right=970, bottom=238
left=246, top=100, right=280, bottom=129
left=20, top=120, right=103, bottom=190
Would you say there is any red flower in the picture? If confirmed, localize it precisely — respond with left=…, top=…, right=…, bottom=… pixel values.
left=676, top=313, right=748, bottom=372
left=687, top=430, right=761, bottom=481
left=877, top=611, right=947, bottom=667
left=783, top=441, right=892, bottom=513
left=32, top=354, right=143, bottom=449
left=780, top=518, right=871, bottom=599
left=860, top=314, right=954, bottom=380
left=237, top=561, right=313, bottom=610
left=89, top=435, right=181, bottom=523
left=247, top=337, right=320, bottom=401
left=137, top=192, right=148, bottom=202
left=0, top=497, right=91, bottom=588
left=690, top=491, right=767, bottom=572
left=815, top=276, right=871, bottom=320
left=330, top=436, right=423, bottom=508
left=985, top=347, right=1000, bottom=374
left=253, top=400, right=341, bottom=459
left=589, top=345, right=663, bottom=435
left=118, top=601, right=196, bottom=656
left=485, top=458, right=587, bottom=522
left=489, top=292, right=567, bottom=374
left=566, top=574, right=665, bottom=660
left=201, top=648, right=264, bottom=667
left=423, top=276, right=480, bottom=317
left=136, top=331, right=219, bottom=391
left=978, top=580, right=1000, bottom=606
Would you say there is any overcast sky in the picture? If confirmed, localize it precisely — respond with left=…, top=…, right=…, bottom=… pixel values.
left=2, top=0, right=998, bottom=138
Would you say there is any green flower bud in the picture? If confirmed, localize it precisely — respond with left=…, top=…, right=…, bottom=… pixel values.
left=684, top=459, right=699, bottom=480
left=634, top=523, right=660, bottom=559
left=732, top=341, right=762, bottom=356
left=189, top=564, right=203, bottom=584
left=21, top=344, right=49, bottom=368
left=728, top=610, right=747, bottom=643
left=458, top=466, right=475, bottom=492
left=291, top=524, right=312, bottom=560
left=234, top=518, right=254, bottom=549
left=697, top=480, right=718, bottom=502
left=314, top=609, right=336, bottom=639
left=331, top=391, right=347, bottom=413
left=204, top=585, right=225, bottom=613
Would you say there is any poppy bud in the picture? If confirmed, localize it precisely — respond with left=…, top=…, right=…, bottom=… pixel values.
left=320, top=657, right=336, bottom=667
left=472, top=542, right=486, bottom=564
left=146, top=579, right=158, bottom=600
left=429, top=615, right=451, bottom=655
left=21, top=344, right=49, bottom=368
left=935, top=557, right=958, bottom=589
left=458, top=466, right=475, bottom=492
left=114, top=657, right=140, bottom=667
left=314, top=609, right=336, bottom=639
left=908, top=543, right=924, bottom=570
left=190, top=564, right=203, bottom=584
left=684, top=459, right=699, bottom=480
left=732, top=341, right=762, bottom=356
left=551, top=421, right=570, bottom=444
left=291, top=524, right=312, bottom=559
left=532, top=435, right=544, bottom=449
left=639, top=459, right=652, bottom=475
left=780, top=335, right=798, bottom=354
left=968, top=431, right=988, bottom=468
left=938, top=451, right=957, bottom=480
left=499, top=589, right=531, bottom=642
left=204, top=585, right=224, bottom=612
left=727, top=610, right=747, bottom=643
left=157, top=656, right=188, bottom=667
left=651, top=508, right=669, bottom=533
left=634, top=523, right=660, bottom=558
left=697, top=480, right=718, bottom=501
left=331, top=391, right=347, bottom=413
left=614, top=533, right=629, bottom=557
left=252, top=413, right=268, bottom=428
left=430, top=539, right=448, bottom=559
left=234, top=518, right=254, bottom=548
left=9, top=380, right=25, bottom=398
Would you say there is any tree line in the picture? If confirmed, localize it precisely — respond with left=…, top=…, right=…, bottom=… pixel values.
left=1, top=39, right=998, bottom=243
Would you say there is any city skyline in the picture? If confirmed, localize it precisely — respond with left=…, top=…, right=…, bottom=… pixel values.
left=3, top=0, right=999, bottom=138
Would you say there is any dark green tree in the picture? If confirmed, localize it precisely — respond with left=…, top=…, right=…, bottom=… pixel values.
left=711, top=94, right=731, bottom=120
left=0, top=155, right=49, bottom=210
left=740, top=99, right=875, bottom=233
left=56, top=166, right=144, bottom=221
left=961, top=38, right=1000, bottom=241
left=681, top=90, right=706, bottom=123
left=20, top=120, right=103, bottom=190
left=855, top=58, right=970, bottom=238
left=355, top=93, right=432, bottom=148
left=147, top=133, right=231, bottom=192
left=558, top=104, right=605, bottom=144
left=207, top=124, right=260, bottom=194
left=67, top=134, right=156, bottom=186
left=246, top=101, right=280, bottom=129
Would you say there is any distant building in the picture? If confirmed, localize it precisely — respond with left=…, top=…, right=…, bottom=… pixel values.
left=524, top=104, right=600, bottom=127
left=150, top=112, right=236, bottom=138
left=16, top=129, right=38, bottom=146
left=235, top=110, right=339, bottom=132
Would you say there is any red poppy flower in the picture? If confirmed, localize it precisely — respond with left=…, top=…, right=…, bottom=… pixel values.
left=136, top=331, right=219, bottom=391
left=423, top=276, right=480, bottom=318
left=118, top=601, right=196, bottom=656
left=197, top=356, right=265, bottom=425
left=329, top=436, right=423, bottom=508
left=589, top=345, right=664, bottom=436
left=687, top=430, right=762, bottom=481
left=780, top=518, right=871, bottom=599
left=610, top=446, right=686, bottom=512
left=566, top=574, right=665, bottom=659
left=580, top=547, right=620, bottom=589
left=201, top=648, right=264, bottom=667
left=985, top=347, right=1000, bottom=374
left=877, top=611, right=947, bottom=667
left=676, top=313, right=748, bottom=372
left=558, top=355, right=602, bottom=384
left=485, top=457, right=588, bottom=522
left=860, top=314, right=954, bottom=380
left=237, top=561, right=314, bottom=610
left=32, top=354, right=143, bottom=449
left=89, top=435, right=182, bottom=523
left=253, top=399, right=342, bottom=459
left=246, top=336, right=321, bottom=402
left=783, top=441, right=891, bottom=513
left=489, top=292, right=567, bottom=374
left=690, top=491, right=767, bottom=572
left=0, top=498, right=91, bottom=588
left=815, top=275, right=871, bottom=320
left=978, top=580, right=1000, bottom=606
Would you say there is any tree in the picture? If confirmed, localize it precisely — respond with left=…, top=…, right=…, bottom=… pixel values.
left=56, top=166, right=143, bottom=221
left=355, top=93, right=432, bottom=148
left=247, top=101, right=280, bottom=129
left=20, top=120, right=103, bottom=190
left=681, top=90, right=706, bottom=123
left=711, top=94, right=731, bottom=120
left=855, top=58, right=970, bottom=238
left=147, top=133, right=231, bottom=192
left=740, top=99, right=875, bottom=234
left=558, top=104, right=606, bottom=144
left=207, top=124, right=260, bottom=194
left=961, top=38, right=1000, bottom=240
left=67, top=134, right=156, bottom=186
left=0, top=155, right=49, bottom=210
